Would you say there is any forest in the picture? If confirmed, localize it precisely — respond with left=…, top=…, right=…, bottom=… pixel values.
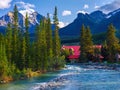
left=0, top=5, right=65, bottom=83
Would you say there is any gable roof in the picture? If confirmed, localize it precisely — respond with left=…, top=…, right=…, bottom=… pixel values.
left=62, top=45, right=103, bottom=59
left=62, top=45, right=80, bottom=59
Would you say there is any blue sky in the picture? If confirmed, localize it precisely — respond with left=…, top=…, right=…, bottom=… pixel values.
left=0, top=0, right=120, bottom=28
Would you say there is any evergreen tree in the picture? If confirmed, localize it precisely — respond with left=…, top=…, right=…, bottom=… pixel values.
left=0, top=35, right=9, bottom=78
left=53, top=7, right=59, bottom=26
left=80, top=25, right=94, bottom=62
left=6, top=23, right=12, bottom=63
left=53, top=6, right=61, bottom=57
left=35, top=23, right=42, bottom=70
left=24, top=13, right=31, bottom=68
left=40, top=19, right=48, bottom=71
left=29, top=42, right=36, bottom=69
left=53, top=6, right=62, bottom=69
left=79, top=24, right=87, bottom=62
left=19, top=37, right=26, bottom=70
left=106, top=24, right=119, bottom=62
left=12, top=5, right=19, bottom=66
left=35, top=19, right=48, bottom=71
left=46, top=13, right=53, bottom=69
left=85, top=26, right=94, bottom=54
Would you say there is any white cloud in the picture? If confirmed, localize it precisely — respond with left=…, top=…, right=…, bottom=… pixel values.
left=76, top=10, right=88, bottom=14
left=58, top=22, right=69, bottom=28
left=62, top=10, right=71, bottom=16
left=99, top=0, right=120, bottom=13
left=83, top=4, right=89, bottom=9
left=16, top=1, right=35, bottom=17
left=0, top=0, right=12, bottom=9
left=94, top=5, right=100, bottom=9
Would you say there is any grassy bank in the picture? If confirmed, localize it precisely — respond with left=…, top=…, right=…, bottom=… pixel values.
left=0, top=65, right=65, bottom=84
left=0, top=68, right=41, bottom=84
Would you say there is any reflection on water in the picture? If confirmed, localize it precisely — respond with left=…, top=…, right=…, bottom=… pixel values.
left=0, top=64, right=120, bottom=90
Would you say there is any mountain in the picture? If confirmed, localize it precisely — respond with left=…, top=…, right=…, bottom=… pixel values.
left=90, top=10, right=106, bottom=23
left=0, top=11, right=44, bottom=33
left=59, top=13, right=95, bottom=37
left=0, top=8, right=120, bottom=38
left=59, top=9, right=120, bottom=37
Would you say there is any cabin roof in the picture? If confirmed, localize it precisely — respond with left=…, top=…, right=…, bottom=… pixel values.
left=62, top=45, right=102, bottom=59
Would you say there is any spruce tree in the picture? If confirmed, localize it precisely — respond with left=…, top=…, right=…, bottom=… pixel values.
left=53, top=6, right=61, bottom=57
left=25, top=13, right=31, bottom=68
left=6, top=23, right=12, bottom=63
left=85, top=26, right=94, bottom=54
left=46, top=13, right=53, bottom=69
left=12, top=5, right=19, bottom=66
left=35, top=23, right=42, bottom=70
left=0, top=35, right=9, bottom=78
left=106, top=24, right=119, bottom=62
left=53, top=6, right=62, bottom=69
left=80, top=25, right=94, bottom=62
left=79, top=24, right=87, bottom=62
left=19, top=37, right=26, bottom=70
left=40, top=19, right=48, bottom=71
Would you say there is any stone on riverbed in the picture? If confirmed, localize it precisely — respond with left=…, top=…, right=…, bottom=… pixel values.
left=38, top=74, right=70, bottom=90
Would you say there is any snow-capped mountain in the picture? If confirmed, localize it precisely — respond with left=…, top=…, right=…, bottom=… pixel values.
left=1, top=8, right=120, bottom=36
left=0, top=11, right=43, bottom=33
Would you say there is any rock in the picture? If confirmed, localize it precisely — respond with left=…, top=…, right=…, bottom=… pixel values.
left=0, top=80, right=6, bottom=84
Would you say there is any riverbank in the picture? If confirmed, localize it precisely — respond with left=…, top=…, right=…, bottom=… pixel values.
left=1, top=63, right=120, bottom=84
left=0, top=70, right=41, bottom=84
left=1, top=64, right=120, bottom=90
left=0, top=67, right=64, bottom=84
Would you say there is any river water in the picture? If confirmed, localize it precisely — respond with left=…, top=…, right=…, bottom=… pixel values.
left=0, top=64, right=120, bottom=90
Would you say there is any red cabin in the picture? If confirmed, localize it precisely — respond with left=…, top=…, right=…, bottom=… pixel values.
left=62, top=45, right=103, bottom=63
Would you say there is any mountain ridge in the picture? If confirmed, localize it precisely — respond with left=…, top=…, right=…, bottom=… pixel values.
left=59, top=8, right=120, bottom=37
left=0, top=9, right=120, bottom=37
left=0, top=11, right=43, bottom=33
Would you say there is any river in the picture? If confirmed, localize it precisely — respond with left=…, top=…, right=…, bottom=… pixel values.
left=0, top=64, right=120, bottom=90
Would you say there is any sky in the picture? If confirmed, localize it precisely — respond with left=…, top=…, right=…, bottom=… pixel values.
left=0, top=0, right=120, bottom=28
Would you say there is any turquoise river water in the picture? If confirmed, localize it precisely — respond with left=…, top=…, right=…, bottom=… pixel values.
left=0, top=64, right=120, bottom=90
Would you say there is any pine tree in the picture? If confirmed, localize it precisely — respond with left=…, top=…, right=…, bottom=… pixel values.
left=19, top=37, right=26, bottom=70
left=40, top=19, right=48, bottom=71
left=53, top=6, right=62, bottom=69
left=6, top=23, right=12, bottom=63
left=85, top=26, right=94, bottom=54
left=80, top=25, right=94, bottom=62
left=24, top=13, right=31, bottom=68
left=53, top=6, right=61, bottom=57
left=35, top=19, right=48, bottom=71
left=29, top=42, right=36, bottom=69
left=79, top=24, right=87, bottom=62
left=0, top=35, right=9, bottom=78
left=53, top=7, right=59, bottom=26
left=35, top=21, right=42, bottom=70
left=106, top=24, right=119, bottom=62
left=12, top=5, right=19, bottom=66
left=46, top=13, right=53, bottom=69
